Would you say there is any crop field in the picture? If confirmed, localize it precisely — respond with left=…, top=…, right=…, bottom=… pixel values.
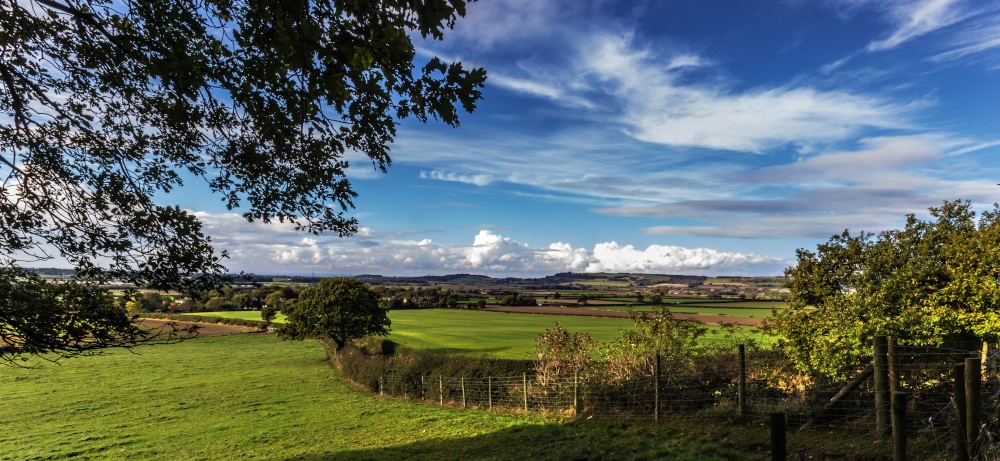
left=588, top=301, right=788, bottom=319
left=191, top=309, right=767, bottom=359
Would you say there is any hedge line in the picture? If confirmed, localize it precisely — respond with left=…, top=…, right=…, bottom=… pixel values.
left=140, top=313, right=268, bottom=329
left=332, top=337, right=533, bottom=397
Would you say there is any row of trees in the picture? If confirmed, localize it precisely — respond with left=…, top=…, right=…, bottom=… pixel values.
left=121, top=285, right=302, bottom=314
left=770, top=200, right=1000, bottom=377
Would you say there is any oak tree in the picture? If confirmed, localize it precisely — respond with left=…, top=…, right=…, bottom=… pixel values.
left=0, top=0, right=485, bottom=360
left=277, top=277, right=389, bottom=349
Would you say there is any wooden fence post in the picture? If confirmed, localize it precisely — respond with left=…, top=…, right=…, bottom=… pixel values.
left=966, top=357, right=982, bottom=459
left=892, top=391, right=906, bottom=461
left=523, top=373, right=528, bottom=412
left=420, top=374, right=425, bottom=400
left=770, top=412, right=786, bottom=461
left=874, top=335, right=890, bottom=436
left=439, top=375, right=443, bottom=406
left=461, top=377, right=466, bottom=408
left=378, top=376, right=383, bottom=396
left=888, top=337, right=900, bottom=394
left=488, top=376, right=493, bottom=410
left=954, top=364, right=969, bottom=461
left=738, top=344, right=747, bottom=419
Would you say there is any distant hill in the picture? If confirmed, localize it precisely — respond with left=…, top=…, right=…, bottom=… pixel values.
left=24, top=269, right=760, bottom=289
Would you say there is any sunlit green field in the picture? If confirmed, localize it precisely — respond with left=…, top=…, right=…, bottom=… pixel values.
left=384, top=309, right=632, bottom=358
left=189, top=309, right=767, bottom=359
left=0, top=335, right=546, bottom=460
left=0, top=320, right=877, bottom=460
left=0, top=334, right=792, bottom=460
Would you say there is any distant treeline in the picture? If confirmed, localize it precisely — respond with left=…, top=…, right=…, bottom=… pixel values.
left=27, top=269, right=713, bottom=288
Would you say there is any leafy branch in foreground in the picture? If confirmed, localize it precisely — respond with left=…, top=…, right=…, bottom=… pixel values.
left=1, top=0, right=484, bottom=360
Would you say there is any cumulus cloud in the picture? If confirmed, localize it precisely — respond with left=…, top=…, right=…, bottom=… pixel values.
left=189, top=214, right=784, bottom=276
left=587, top=242, right=781, bottom=273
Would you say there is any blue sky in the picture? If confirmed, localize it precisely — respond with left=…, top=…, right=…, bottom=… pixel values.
left=188, top=0, right=1000, bottom=277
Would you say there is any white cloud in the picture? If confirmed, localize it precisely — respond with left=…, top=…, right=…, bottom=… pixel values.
left=580, top=33, right=915, bottom=152
left=189, top=214, right=784, bottom=276
left=865, top=0, right=973, bottom=52
left=592, top=135, right=1000, bottom=239
left=587, top=242, right=782, bottom=273
left=748, top=136, right=940, bottom=184
left=420, top=169, right=494, bottom=186
left=465, top=230, right=532, bottom=269
left=489, top=73, right=596, bottom=109
left=441, top=0, right=579, bottom=51
left=932, top=13, right=1000, bottom=61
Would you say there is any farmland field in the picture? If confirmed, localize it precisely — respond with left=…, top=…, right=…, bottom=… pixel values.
left=589, top=304, right=786, bottom=319
left=189, top=309, right=768, bottom=359
left=1, top=334, right=782, bottom=460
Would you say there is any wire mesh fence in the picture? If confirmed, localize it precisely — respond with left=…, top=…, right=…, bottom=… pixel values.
left=342, top=338, right=1000, bottom=460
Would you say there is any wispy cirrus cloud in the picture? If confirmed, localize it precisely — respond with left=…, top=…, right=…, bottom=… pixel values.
left=580, top=33, right=917, bottom=152
left=594, top=135, right=1000, bottom=239
left=420, top=170, right=494, bottom=186
left=863, top=0, right=974, bottom=52
left=932, top=12, right=1000, bottom=61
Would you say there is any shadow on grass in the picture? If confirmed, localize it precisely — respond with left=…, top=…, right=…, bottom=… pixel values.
left=280, top=419, right=764, bottom=461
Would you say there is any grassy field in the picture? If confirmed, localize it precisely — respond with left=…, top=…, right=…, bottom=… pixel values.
left=383, top=309, right=633, bottom=358
left=0, top=333, right=786, bottom=460
left=188, top=309, right=767, bottom=359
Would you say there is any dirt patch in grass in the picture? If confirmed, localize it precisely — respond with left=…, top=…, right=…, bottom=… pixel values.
left=481, top=305, right=762, bottom=326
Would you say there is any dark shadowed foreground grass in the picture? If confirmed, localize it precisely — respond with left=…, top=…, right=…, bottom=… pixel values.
left=1, top=334, right=786, bottom=460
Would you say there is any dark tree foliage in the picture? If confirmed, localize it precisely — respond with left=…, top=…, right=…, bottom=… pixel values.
left=0, top=0, right=484, bottom=360
left=0, top=265, right=144, bottom=364
left=277, top=277, right=389, bottom=349
left=497, top=291, right=536, bottom=306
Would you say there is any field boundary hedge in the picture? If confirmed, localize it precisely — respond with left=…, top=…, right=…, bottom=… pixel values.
left=326, top=335, right=1000, bottom=460
left=140, top=313, right=268, bottom=330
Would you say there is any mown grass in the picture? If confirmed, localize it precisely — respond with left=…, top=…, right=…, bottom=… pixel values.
left=1, top=334, right=785, bottom=460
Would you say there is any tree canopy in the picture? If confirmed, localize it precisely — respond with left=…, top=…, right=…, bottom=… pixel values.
left=769, top=200, right=1000, bottom=377
left=0, top=0, right=484, bottom=359
left=277, top=277, right=389, bottom=349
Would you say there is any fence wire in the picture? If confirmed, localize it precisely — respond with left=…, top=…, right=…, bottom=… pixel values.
left=349, top=342, right=1000, bottom=460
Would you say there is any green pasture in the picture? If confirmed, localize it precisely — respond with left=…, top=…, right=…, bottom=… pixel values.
left=384, top=309, right=633, bottom=359
left=2, top=334, right=781, bottom=460
left=9, top=333, right=903, bottom=460
left=191, top=309, right=767, bottom=359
